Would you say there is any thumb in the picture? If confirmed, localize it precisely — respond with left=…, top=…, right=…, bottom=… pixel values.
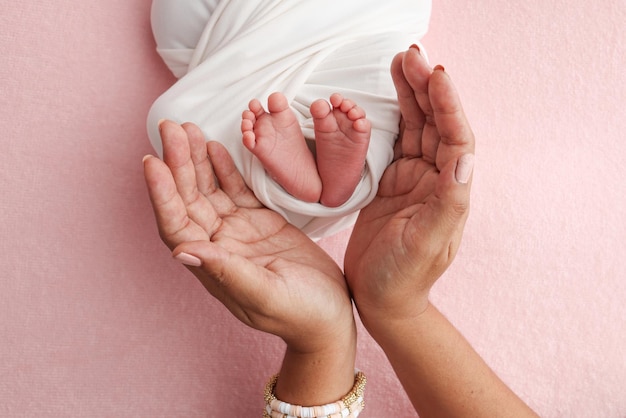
left=172, top=241, right=269, bottom=308
left=428, top=153, right=474, bottom=244
left=453, top=153, right=475, bottom=185
left=436, top=153, right=474, bottom=211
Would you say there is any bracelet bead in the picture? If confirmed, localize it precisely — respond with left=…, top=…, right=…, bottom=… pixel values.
left=263, top=371, right=366, bottom=418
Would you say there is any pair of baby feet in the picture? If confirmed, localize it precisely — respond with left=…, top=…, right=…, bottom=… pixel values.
left=241, top=92, right=370, bottom=207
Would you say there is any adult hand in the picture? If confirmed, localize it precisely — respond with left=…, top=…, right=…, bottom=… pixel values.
left=143, top=121, right=354, bottom=354
left=344, top=46, right=475, bottom=328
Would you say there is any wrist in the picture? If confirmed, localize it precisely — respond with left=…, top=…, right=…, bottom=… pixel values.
left=275, top=319, right=357, bottom=406
left=358, top=298, right=432, bottom=347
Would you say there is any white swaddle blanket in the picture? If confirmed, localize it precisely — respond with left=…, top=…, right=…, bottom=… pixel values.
left=148, top=0, right=431, bottom=240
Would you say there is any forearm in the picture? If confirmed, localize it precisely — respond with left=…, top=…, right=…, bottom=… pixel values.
left=273, top=322, right=357, bottom=406
left=367, top=303, right=537, bottom=418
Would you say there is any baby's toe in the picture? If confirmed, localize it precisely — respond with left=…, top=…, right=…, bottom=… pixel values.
left=347, top=105, right=366, bottom=121
left=248, top=99, right=265, bottom=117
left=310, top=99, right=331, bottom=119
left=267, top=92, right=289, bottom=113
left=241, top=117, right=254, bottom=133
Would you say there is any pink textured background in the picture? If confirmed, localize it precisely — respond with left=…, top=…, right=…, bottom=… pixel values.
left=1, top=1, right=625, bottom=416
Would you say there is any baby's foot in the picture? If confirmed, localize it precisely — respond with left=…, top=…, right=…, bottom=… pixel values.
left=241, top=92, right=322, bottom=203
left=311, top=93, right=371, bottom=207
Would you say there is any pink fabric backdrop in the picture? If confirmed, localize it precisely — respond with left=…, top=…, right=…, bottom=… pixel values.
left=1, top=1, right=624, bottom=416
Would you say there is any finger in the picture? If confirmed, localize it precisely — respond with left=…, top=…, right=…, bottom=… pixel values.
left=160, top=120, right=201, bottom=203
left=404, top=154, right=473, bottom=271
left=207, top=141, right=263, bottom=209
left=401, top=45, right=433, bottom=119
left=160, top=120, right=223, bottom=236
left=181, top=122, right=215, bottom=197
left=436, top=153, right=473, bottom=208
left=402, top=46, right=443, bottom=165
left=142, top=155, right=209, bottom=248
left=391, top=51, right=423, bottom=158
left=427, top=68, right=475, bottom=240
left=429, top=67, right=475, bottom=170
left=433, top=154, right=473, bottom=249
left=393, top=46, right=433, bottom=158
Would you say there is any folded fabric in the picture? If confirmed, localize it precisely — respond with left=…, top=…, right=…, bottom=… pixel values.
left=148, top=0, right=432, bottom=239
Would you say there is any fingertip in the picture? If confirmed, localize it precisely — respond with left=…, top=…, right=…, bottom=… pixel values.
left=430, top=65, right=450, bottom=87
left=400, top=46, right=431, bottom=96
left=437, top=155, right=473, bottom=203
left=142, top=155, right=159, bottom=178
left=158, top=119, right=178, bottom=133
left=430, top=64, right=455, bottom=92
left=206, top=140, right=224, bottom=155
left=174, top=242, right=243, bottom=288
left=391, top=50, right=405, bottom=68
left=404, top=43, right=430, bottom=68
left=181, top=121, right=203, bottom=136
left=158, top=119, right=183, bottom=139
left=174, top=251, right=202, bottom=267
left=455, top=153, right=475, bottom=184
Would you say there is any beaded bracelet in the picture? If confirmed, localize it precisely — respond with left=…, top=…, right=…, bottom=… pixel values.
left=263, top=371, right=366, bottom=418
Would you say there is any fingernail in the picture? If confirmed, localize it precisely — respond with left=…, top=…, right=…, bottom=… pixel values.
left=409, top=43, right=421, bottom=53
left=142, top=155, right=153, bottom=163
left=455, top=154, right=474, bottom=184
left=174, top=252, right=202, bottom=267
left=434, top=64, right=445, bottom=72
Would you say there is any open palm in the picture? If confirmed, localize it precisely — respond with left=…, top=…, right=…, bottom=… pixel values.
left=144, top=121, right=353, bottom=351
left=345, top=47, right=475, bottom=321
